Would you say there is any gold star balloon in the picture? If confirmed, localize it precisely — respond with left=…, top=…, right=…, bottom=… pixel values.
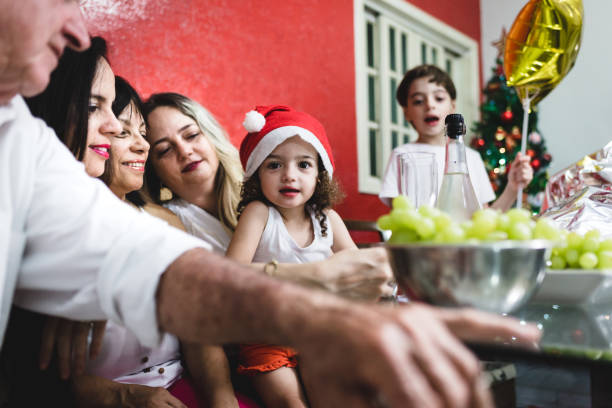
left=504, top=0, right=583, bottom=106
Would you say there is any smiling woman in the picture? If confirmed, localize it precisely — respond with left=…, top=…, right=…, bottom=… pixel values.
left=25, top=36, right=121, bottom=177
left=99, top=75, right=150, bottom=201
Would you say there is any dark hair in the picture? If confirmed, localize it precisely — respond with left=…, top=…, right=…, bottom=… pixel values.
left=395, top=64, right=456, bottom=107
left=25, top=36, right=109, bottom=161
left=237, top=157, right=343, bottom=237
left=99, top=75, right=146, bottom=207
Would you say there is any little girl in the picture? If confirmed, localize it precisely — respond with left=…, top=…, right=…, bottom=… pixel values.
left=226, top=105, right=357, bottom=408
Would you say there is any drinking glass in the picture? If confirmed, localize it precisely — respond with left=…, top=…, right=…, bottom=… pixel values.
left=397, top=151, right=438, bottom=208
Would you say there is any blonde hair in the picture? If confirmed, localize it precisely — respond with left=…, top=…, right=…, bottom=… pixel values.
left=143, top=93, right=243, bottom=231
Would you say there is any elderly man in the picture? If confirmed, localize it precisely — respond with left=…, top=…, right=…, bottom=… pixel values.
left=0, top=1, right=540, bottom=407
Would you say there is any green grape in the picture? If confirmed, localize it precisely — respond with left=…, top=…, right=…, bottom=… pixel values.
left=551, top=240, right=568, bottom=257
left=600, top=238, right=612, bottom=252
left=507, top=208, right=531, bottom=223
left=565, top=248, right=580, bottom=267
left=567, top=232, right=583, bottom=249
left=415, top=217, right=436, bottom=240
left=579, top=252, right=598, bottom=269
left=550, top=255, right=567, bottom=270
left=585, top=229, right=601, bottom=242
left=533, top=218, right=560, bottom=241
left=433, top=213, right=452, bottom=231
left=497, top=213, right=511, bottom=232
left=460, top=220, right=473, bottom=232
left=390, top=208, right=420, bottom=230
left=389, top=229, right=418, bottom=243
left=417, top=205, right=440, bottom=218
left=376, top=214, right=394, bottom=231
left=582, top=236, right=600, bottom=253
left=392, top=195, right=414, bottom=210
left=508, top=222, right=533, bottom=241
left=440, top=224, right=466, bottom=243
left=472, top=208, right=498, bottom=236
left=598, top=251, right=612, bottom=270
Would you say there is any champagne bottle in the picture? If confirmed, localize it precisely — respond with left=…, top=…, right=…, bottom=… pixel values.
left=436, top=113, right=481, bottom=221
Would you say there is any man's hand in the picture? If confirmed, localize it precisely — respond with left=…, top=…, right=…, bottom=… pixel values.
left=39, top=317, right=106, bottom=379
left=299, top=303, right=540, bottom=408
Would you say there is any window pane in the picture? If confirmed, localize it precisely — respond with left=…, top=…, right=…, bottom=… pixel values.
left=446, top=59, right=453, bottom=76
left=369, top=129, right=378, bottom=177
left=367, top=21, right=375, bottom=68
left=404, top=116, right=409, bottom=127
left=368, top=75, right=376, bottom=121
left=401, top=33, right=407, bottom=73
left=390, top=78, right=397, bottom=123
left=432, top=48, right=438, bottom=65
left=392, top=131, right=398, bottom=149
left=421, top=42, right=427, bottom=63
left=404, top=134, right=410, bottom=144
left=389, top=27, right=396, bottom=71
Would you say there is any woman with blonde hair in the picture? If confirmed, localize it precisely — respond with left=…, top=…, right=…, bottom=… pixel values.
left=143, top=93, right=394, bottom=299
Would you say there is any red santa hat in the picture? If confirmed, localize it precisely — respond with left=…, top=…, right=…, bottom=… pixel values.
left=239, top=105, right=334, bottom=179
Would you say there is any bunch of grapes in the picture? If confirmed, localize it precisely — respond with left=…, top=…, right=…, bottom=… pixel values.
left=548, top=229, right=612, bottom=270
left=377, top=195, right=612, bottom=270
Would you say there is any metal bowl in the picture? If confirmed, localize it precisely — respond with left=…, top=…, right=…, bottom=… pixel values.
left=386, top=240, right=550, bottom=313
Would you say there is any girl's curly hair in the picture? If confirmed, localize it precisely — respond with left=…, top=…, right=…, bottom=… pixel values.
left=237, top=157, right=344, bottom=236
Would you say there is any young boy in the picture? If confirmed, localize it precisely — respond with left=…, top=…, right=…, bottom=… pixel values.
left=379, top=64, right=532, bottom=211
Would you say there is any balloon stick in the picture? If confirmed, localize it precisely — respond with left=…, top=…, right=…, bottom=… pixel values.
left=516, top=96, right=532, bottom=208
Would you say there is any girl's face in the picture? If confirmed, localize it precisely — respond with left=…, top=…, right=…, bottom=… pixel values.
left=82, top=58, right=121, bottom=177
left=147, top=106, right=220, bottom=197
left=109, top=102, right=149, bottom=199
left=258, top=136, right=319, bottom=210
left=402, top=75, right=455, bottom=143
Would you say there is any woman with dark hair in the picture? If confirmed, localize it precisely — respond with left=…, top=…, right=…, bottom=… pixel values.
left=26, top=36, right=118, bottom=177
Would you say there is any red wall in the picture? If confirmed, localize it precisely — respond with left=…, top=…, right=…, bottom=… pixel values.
left=85, top=0, right=481, bottom=221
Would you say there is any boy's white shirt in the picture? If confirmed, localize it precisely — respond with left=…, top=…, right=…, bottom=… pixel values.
left=379, top=143, right=496, bottom=207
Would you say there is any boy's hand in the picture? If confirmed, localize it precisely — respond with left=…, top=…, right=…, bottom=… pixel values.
left=507, top=152, right=533, bottom=192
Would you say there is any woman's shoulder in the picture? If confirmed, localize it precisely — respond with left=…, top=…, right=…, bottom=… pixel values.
left=142, top=202, right=186, bottom=231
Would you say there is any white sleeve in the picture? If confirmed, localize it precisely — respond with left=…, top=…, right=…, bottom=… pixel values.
left=378, top=150, right=400, bottom=207
left=467, top=150, right=496, bottom=205
left=14, top=119, right=210, bottom=347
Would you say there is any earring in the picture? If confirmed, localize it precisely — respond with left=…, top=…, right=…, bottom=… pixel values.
left=160, top=187, right=173, bottom=201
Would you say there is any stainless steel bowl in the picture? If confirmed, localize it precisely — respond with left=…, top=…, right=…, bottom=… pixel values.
left=387, top=240, right=550, bottom=313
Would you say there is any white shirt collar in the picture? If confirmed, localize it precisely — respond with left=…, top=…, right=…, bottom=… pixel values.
left=0, top=95, right=20, bottom=126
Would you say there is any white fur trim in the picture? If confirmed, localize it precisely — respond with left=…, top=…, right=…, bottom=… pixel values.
left=245, top=126, right=333, bottom=179
left=242, top=110, right=266, bottom=133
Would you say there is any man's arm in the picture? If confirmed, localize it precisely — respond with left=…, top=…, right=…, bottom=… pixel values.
left=157, top=248, right=541, bottom=407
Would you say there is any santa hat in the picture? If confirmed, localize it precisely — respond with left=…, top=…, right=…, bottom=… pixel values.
left=240, top=105, right=334, bottom=179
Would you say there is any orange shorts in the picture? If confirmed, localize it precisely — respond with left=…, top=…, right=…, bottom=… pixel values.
left=237, top=344, right=298, bottom=375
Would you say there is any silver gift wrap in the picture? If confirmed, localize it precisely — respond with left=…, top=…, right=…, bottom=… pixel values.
left=540, top=186, right=612, bottom=237
left=540, top=141, right=612, bottom=236
left=544, top=141, right=612, bottom=210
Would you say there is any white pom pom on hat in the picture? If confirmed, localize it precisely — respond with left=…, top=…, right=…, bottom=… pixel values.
left=242, top=110, right=266, bottom=133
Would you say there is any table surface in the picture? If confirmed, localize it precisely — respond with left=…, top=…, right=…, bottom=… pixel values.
left=472, top=299, right=612, bottom=367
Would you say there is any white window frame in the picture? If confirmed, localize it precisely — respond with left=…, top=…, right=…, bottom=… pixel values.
left=354, top=0, right=480, bottom=194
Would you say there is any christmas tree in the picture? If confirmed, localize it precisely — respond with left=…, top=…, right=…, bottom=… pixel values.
left=470, top=34, right=552, bottom=213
